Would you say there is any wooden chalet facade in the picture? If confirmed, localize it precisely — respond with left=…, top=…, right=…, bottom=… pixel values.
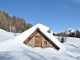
left=23, top=28, right=60, bottom=50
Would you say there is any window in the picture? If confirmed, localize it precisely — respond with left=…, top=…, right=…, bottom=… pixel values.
left=44, top=41, right=47, bottom=44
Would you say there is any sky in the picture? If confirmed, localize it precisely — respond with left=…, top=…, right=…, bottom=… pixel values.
left=0, top=0, right=80, bottom=32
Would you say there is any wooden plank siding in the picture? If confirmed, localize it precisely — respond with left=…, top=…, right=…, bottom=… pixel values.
left=23, top=28, right=60, bottom=50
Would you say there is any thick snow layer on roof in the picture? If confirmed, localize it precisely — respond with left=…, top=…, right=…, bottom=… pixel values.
left=15, top=23, right=63, bottom=49
left=15, top=23, right=50, bottom=42
left=15, top=25, right=37, bottom=42
left=39, top=29, right=64, bottom=49
left=36, top=23, right=49, bottom=31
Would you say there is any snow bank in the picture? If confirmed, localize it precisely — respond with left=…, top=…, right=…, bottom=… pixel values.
left=0, top=24, right=80, bottom=60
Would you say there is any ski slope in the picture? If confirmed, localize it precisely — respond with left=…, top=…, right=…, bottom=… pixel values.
left=0, top=29, right=80, bottom=60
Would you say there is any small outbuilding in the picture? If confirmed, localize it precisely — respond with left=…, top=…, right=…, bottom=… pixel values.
left=22, top=24, right=63, bottom=50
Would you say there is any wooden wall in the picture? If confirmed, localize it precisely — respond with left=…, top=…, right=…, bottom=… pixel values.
left=25, top=32, right=57, bottom=49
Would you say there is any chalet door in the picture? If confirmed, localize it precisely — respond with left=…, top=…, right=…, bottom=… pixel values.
left=35, top=36, right=42, bottom=47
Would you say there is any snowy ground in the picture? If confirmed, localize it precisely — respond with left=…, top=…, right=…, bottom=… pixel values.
left=0, top=29, right=19, bottom=42
left=0, top=29, right=80, bottom=60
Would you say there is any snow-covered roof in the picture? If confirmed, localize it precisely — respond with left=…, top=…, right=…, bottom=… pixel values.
left=15, top=23, right=63, bottom=49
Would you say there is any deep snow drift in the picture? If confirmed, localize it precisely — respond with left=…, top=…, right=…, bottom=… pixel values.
left=0, top=29, right=19, bottom=42
left=0, top=29, right=80, bottom=60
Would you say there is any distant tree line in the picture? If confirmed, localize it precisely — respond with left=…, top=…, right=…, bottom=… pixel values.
left=0, top=10, right=32, bottom=33
left=53, top=32, right=67, bottom=43
left=53, top=31, right=80, bottom=38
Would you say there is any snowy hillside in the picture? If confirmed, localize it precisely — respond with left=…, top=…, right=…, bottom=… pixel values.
left=0, top=29, right=19, bottom=42
left=0, top=28, right=80, bottom=60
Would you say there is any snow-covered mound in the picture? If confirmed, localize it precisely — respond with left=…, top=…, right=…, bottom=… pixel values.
left=0, top=25, right=80, bottom=60
left=0, top=29, right=19, bottom=42
left=0, top=36, right=80, bottom=60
